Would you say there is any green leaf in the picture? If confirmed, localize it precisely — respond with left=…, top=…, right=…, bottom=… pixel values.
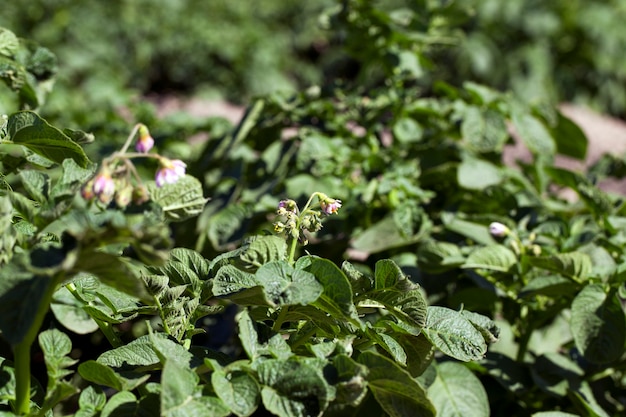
left=256, top=359, right=332, bottom=417
left=428, top=362, right=489, bottom=417
left=238, top=309, right=292, bottom=360
left=239, top=235, right=287, bottom=268
left=331, top=354, right=369, bottom=408
left=367, top=288, right=428, bottom=336
left=544, top=167, right=611, bottom=215
left=511, top=108, right=556, bottom=158
left=51, top=286, right=99, bottom=335
left=417, top=240, right=465, bottom=274
left=161, top=354, right=230, bottom=417
left=0, top=357, right=46, bottom=407
left=6, top=111, right=90, bottom=168
left=100, top=391, right=137, bottom=417
left=367, top=328, right=407, bottom=365
left=463, top=245, right=517, bottom=272
left=212, top=368, right=260, bottom=417
left=528, top=252, right=592, bottom=281
left=0, top=258, right=56, bottom=345
left=395, top=334, right=435, bottom=378
left=393, top=117, right=423, bottom=143
left=519, top=275, right=578, bottom=298
left=532, top=412, right=580, bottom=417
left=550, top=111, right=587, bottom=160
left=38, top=329, right=79, bottom=411
left=460, top=310, right=500, bottom=344
left=155, top=247, right=210, bottom=298
left=38, top=329, right=76, bottom=383
left=297, top=256, right=357, bottom=320
left=18, top=170, right=48, bottom=204
left=70, top=251, right=147, bottom=300
left=212, top=265, right=269, bottom=305
left=351, top=216, right=425, bottom=255
left=162, top=360, right=196, bottom=415
left=78, top=360, right=150, bottom=391
left=0, top=28, right=19, bottom=57
left=441, top=213, right=496, bottom=246
left=422, top=306, right=487, bottom=362
left=149, top=175, right=208, bottom=222
left=97, top=334, right=164, bottom=368
left=457, top=156, right=502, bottom=190
left=75, top=386, right=106, bottom=417
left=256, top=260, right=323, bottom=307
left=571, top=285, right=625, bottom=364
left=530, top=352, right=583, bottom=397
left=374, top=259, right=403, bottom=289
left=461, top=107, right=508, bottom=153
left=358, top=351, right=435, bottom=417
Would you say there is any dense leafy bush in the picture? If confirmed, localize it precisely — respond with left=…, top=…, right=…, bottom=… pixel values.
left=2, top=1, right=626, bottom=416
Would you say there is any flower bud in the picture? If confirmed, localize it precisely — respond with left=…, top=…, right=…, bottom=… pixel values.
left=81, top=178, right=95, bottom=200
left=135, top=124, right=155, bottom=153
left=278, top=199, right=297, bottom=213
left=132, top=185, right=150, bottom=205
left=489, top=222, right=510, bottom=238
left=92, top=171, right=115, bottom=204
left=115, top=183, right=133, bottom=208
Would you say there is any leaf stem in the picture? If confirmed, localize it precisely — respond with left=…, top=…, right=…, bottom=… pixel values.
left=287, top=237, right=298, bottom=265
left=119, top=123, right=142, bottom=154
left=65, top=283, right=123, bottom=348
left=289, top=325, right=316, bottom=350
left=273, top=306, right=290, bottom=332
left=13, top=275, right=60, bottom=415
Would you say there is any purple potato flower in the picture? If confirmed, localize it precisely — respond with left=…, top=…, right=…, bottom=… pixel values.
left=135, top=125, right=155, bottom=153
left=92, top=172, right=115, bottom=203
left=320, top=198, right=342, bottom=215
left=155, top=158, right=186, bottom=187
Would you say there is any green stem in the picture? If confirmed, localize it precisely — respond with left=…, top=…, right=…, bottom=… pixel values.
left=152, top=294, right=171, bottom=335
left=119, top=123, right=142, bottom=154
left=516, top=308, right=533, bottom=363
left=66, top=283, right=123, bottom=348
left=13, top=276, right=60, bottom=415
left=289, top=326, right=316, bottom=350
left=272, top=306, right=290, bottom=332
left=287, top=237, right=298, bottom=265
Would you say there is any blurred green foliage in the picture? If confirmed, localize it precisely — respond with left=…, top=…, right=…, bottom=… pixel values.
left=2, top=0, right=626, bottom=125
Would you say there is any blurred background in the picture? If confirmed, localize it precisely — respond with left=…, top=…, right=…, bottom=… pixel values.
left=2, top=0, right=626, bottom=130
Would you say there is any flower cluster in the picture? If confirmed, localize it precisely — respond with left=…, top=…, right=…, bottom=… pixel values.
left=273, top=193, right=342, bottom=245
left=82, top=123, right=187, bottom=207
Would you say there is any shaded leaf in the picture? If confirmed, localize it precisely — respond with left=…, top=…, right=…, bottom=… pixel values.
left=429, top=362, right=489, bottom=417
left=7, top=111, right=89, bottom=167
left=212, top=369, right=260, bottom=417
left=78, top=360, right=149, bottom=392
left=463, top=245, right=517, bottom=272
left=297, top=256, right=357, bottom=320
left=457, top=156, right=502, bottom=190
left=257, top=359, right=332, bottom=417
left=571, top=285, right=625, bottom=364
left=256, top=261, right=323, bottom=307
left=358, top=351, right=435, bottom=417
left=423, top=307, right=487, bottom=362
left=149, top=175, right=207, bottom=222
left=528, top=252, right=592, bottom=281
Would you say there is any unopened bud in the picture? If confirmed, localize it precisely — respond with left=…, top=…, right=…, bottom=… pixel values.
left=489, top=222, right=510, bottom=238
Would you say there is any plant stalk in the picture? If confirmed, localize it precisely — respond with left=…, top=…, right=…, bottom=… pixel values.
left=13, top=276, right=60, bottom=415
left=66, top=283, right=123, bottom=348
